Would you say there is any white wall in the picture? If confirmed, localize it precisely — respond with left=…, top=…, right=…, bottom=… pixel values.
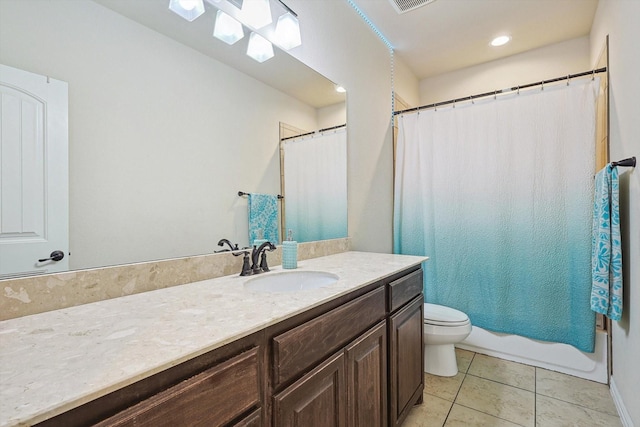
left=591, top=1, right=640, bottom=425
left=0, top=0, right=319, bottom=269
left=286, top=0, right=394, bottom=253
left=419, top=36, right=591, bottom=105
left=317, top=102, right=347, bottom=129
left=393, top=55, right=420, bottom=108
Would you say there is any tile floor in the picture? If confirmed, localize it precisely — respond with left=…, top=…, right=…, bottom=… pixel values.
left=404, top=349, right=622, bottom=427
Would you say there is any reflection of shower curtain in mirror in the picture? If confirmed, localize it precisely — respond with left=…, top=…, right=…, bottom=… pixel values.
left=394, top=78, right=599, bottom=352
left=283, top=128, right=347, bottom=243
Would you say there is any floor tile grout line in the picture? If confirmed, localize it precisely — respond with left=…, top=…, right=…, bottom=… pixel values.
left=416, top=350, right=621, bottom=426
left=457, top=352, right=536, bottom=427
left=534, top=392, right=620, bottom=418
left=464, top=372, right=536, bottom=394
left=441, top=351, right=477, bottom=426
left=451, top=401, right=530, bottom=427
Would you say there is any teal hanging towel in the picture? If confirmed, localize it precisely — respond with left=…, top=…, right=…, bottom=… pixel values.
left=248, top=193, right=279, bottom=245
left=591, top=165, right=623, bottom=321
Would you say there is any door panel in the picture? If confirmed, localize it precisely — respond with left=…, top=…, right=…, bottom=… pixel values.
left=0, top=64, right=68, bottom=278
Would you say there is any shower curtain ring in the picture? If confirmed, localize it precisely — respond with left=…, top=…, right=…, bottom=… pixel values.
left=494, top=90, right=497, bottom=100
left=541, top=81, right=544, bottom=91
left=470, top=95, right=474, bottom=105
left=517, top=86, right=520, bottom=95
left=566, top=74, right=570, bottom=86
left=592, top=70, right=595, bottom=80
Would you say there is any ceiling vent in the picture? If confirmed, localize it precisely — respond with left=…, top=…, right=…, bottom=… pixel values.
left=387, top=0, right=437, bottom=14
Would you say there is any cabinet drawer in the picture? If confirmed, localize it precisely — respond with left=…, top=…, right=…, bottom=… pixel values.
left=273, top=286, right=385, bottom=387
left=95, top=347, right=261, bottom=427
left=388, top=269, right=423, bottom=313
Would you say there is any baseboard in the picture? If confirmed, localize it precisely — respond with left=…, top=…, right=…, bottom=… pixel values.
left=610, top=377, right=634, bottom=427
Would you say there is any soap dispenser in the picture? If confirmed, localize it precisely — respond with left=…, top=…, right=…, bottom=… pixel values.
left=282, top=229, right=298, bottom=269
left=253, top=229, right=267, bottom=248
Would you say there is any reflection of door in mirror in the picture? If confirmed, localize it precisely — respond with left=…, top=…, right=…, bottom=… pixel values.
left=0, top=64, right=69, bottom=279
left=280, top=125, right=347, bottom=243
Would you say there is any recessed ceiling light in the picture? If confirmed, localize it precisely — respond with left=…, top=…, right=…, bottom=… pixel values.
left=335, top=85, right=346, bottom=93
left=491, top=35, right=511, bottom=47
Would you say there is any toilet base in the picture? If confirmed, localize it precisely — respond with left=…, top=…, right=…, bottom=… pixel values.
left=424, top=343, right=458, bottom=377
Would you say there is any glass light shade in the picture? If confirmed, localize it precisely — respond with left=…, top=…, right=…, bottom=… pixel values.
left=241, top=0, right=272, bottom=29
left=274, top=12, right=301, bottom=50
left=246, top=32, right=274, bottom=63
left=213, top=10, right=244, bottom=45
left=168, top=0, right=205, bottom=22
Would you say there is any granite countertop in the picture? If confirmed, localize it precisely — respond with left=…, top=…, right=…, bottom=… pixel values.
left=0, top=251, right=427, bottom=427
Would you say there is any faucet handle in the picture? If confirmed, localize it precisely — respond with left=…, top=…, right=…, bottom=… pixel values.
left=259, top=252, right=270, bottom=272
left=234, top=251, right=252, bottom=276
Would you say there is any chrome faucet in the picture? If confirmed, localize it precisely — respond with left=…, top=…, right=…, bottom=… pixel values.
left=251, top=241, right=276, bottom=274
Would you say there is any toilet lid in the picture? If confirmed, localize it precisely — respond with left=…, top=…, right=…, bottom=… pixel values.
left=424, top=303, right=469, bottom=325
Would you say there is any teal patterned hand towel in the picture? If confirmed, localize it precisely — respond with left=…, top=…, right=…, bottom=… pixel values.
left=591, top=165, right=623, bottom=321
left=248, top=193, right=279, bottom=245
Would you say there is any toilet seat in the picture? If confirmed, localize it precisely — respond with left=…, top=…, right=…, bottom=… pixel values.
left=424, top=303, right=469, bottom=327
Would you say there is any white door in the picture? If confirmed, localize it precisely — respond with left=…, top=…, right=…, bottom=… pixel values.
left=0, top=64, right=69, bottom=279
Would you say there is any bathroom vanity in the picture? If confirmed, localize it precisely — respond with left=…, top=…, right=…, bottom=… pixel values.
left=0, top=252, right=427, bottom=427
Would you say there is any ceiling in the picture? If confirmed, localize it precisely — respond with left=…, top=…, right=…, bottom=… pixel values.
left=351, top=0, right=599, bottom=80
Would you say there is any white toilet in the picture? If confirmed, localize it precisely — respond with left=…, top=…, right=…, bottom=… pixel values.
left=423, top=303, right=472, bottom=377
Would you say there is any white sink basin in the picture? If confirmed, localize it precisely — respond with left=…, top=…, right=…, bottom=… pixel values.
left=244, top=271, right=339, bottom=293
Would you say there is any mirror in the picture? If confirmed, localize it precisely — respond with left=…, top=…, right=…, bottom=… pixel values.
left=0, top=0, right=346, bottom=273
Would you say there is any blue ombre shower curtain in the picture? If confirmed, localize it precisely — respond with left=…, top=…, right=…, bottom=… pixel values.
left=394, top=78, right=599, bottom=352
left=283, top=128, right=347, bottom=243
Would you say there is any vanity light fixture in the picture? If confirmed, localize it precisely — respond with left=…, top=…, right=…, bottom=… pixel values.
left=169, top=0, right=205, bottom=21
left=213, top=10, right=245, bottom=44
left=240, top=0, right=272, bottom=29
left=274, top=10, right=301, bottom=50
left=171, top=0, right=301, bottom=63
left=247, top=32, right=274, bottom=62
left=490, top=35, right=511, bottom=47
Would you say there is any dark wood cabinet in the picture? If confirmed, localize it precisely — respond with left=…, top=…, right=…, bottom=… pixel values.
left=273, top=352, right=346, bottom=427
left=272, top=320, right=389, bottom=427
left=272, top=287, right=386, bottom=387
left=389, top=296, right=424, bottom=427
left=345, top=321, right=388, bottom=427
left=233, top=408, right=262, bottom=426
left=94, top=347, right=262, bottom=427
left=36, top=265, right=424, bottom=427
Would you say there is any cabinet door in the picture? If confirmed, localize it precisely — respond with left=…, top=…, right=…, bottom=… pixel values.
left=345, top=321, right=387, bottom=427
left=95, top=347, right=261, bottom=427
left=233, top=408, right=262, bottom=427
left=389, top=296, right=424, bottom=427
left=273, top=352, right=346, bottom=427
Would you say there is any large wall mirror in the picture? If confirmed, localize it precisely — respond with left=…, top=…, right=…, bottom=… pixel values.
left=0, top=0, right=346, bottom=277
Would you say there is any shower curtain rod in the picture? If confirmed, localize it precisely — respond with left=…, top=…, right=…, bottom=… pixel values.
left=280, top=123, right=346, bottom=141
left=394, top=67, right=607, bottom=116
